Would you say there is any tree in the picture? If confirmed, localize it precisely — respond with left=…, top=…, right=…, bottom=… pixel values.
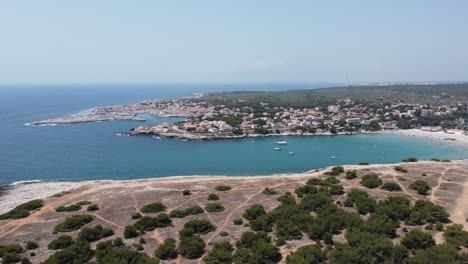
left=403, top=244, right=466, bottom=264
left=410, top=180, right=431, bottom=195
left=360, top=174, right=383, bottom=188
left=54, top=214, right=94, bottom=233
left=345, top=170, right=357, bottom=179
left=286, top=244, right=324, bottom=264
left=208, top=193, right=220, bottom=200
left=43, top=241, right=93, bottom=264
left=381, top=182, right=402, bottom=192
left=140, top=202, right=166, bottom=213
left=77, top=225, right=114, bottom=243
left=401, top=229, right=435, bottom=250
left=124, top=225, right=139, bottom=238
left=155, top=238, right=177, bottom=260
left=181, top=219, right=216, bottom=237
left=243, top=205, right=267, bottom=221
left=443, top=224, right=468, bottom=248
left=203, top=241, right=234, bottom=264
left=205, top=203, right=225, bottom=212
left=215, top=185, right=232, bottom=191
left=179, top=235, right=205, bottom=259
left=48, top=235, right=74, bottom=250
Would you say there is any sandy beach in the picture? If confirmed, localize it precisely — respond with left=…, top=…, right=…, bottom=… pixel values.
left=385, top=129, right=468, bottom=147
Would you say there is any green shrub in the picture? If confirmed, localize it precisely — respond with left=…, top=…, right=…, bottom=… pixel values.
left=54, top=214, right=94, bottom=233
left=395, top=166, right=408, bottom=173
left=401, top=229, right=435, bottom=250
left=207, top=193, right=220, bottom=200
left=220, top=231, right=229, bottom=237
left=205, top=203, right=225, bottom=213
left=76, top=201, right=92, bottom=206
left=131, top=212, right=142, bottom=219
left=55, top=204, right=82, bottom=212
left=344, top=189, right=376, bottom=215
left=77, top=225, right=114, bottom=243
left=410, top=180, right=431, bottom=195
left=381, top=182, right=402, bottom=191
left=402, top=157, right=418, bottom=162
left=443, top=224, right=468, bottom=247
left=0, top=244, right=23, bottom=257
left=183, top=190, right=192, bottom=196
left=155, top=238, right=177, bottom=260
left=324, top=166, right=344, bottom=176
left=215, top=185, right=231, bottom=191
left=43, top=241, right=93, bottom=264
left=94, top=240, right=159, bottom=264
left=140, top=202, right=166, bottom=213
left=169, top=206, right=204, bottom=218
left=358, top=162, right=369, bottom=165
left=179, top=235, right=205, bottom=259
left=25, top=242, right=38, bottom=250
left=345, top=170, right=357, bottom=179
left=262, top=188, right=277, bottom=195
left=329, top=184, right=345, bottom=195
left=295, top=185, right=317, bottom=198
left=203, top=241, right=233, bottom=264
left=360, top=174, right=383, bottom=188
left=133, top=214, right=172, bottom=232
left=0, top=200, right=43, bottom=220
left=407, top=200, right=449, bottom=225
left=233, top=218, right=243, bottom=225
left=306, top=178, right=321, bottom=185
left=87, top=204, right=99, bottom=211
left=181, top=219, right=216, bottom=237
left=124, top=225, right=139, bottom=239
left=441, top=159, right=451, bottom=162
left=48, top=235, right=74, bottom=250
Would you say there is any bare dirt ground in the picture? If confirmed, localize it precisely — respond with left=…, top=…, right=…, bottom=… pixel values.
left=0, top=160, right=467, bottom=263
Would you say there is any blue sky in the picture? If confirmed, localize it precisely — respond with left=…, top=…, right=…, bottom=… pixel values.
left=1, top=1, right=467, bottom=84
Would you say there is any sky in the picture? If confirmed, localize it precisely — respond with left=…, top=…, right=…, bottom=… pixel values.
left=1, top=1, right=467, bottom=84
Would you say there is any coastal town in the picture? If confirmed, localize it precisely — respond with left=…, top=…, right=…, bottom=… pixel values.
left=29, top=87, right=468, bottom=143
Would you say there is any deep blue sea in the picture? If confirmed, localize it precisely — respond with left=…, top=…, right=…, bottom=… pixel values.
left=0, top=84, right=467, bottom=185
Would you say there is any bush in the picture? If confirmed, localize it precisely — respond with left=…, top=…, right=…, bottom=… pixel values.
left=181, top=219, right=216, bottom=236
left=95, top=240, right=159, bottom=264
left=220, top=231, right=229, bottom=237
left=215, top=185, right=231, bottom=191
left=131, top=212, right=142, bottom=219
left=0, top=200, right=43, bottom=220
left=140, top=202, right=166, bottom=213
left=329, top=184, right=345, bottom=195
left=43, top=241, right=93, bottom=264
left=344, top=189, right=376, bottom=215
left=205, top=203, right=225, bottom=213
left=179, top=235, right=205, bottom=259
left=0, top=244, right=23, bottom=257
left=360, top=174, right=383, bottom=188
left=207, top=193, right=220, bottom=200
left=25, top=242, right=38, bottom=251
left=55, top=204, right=82, bottom=212
left=358, top=162, right=369, bottom=165
left=169, top=206, right=204, bottom=218
left=295, top=185, right=318, bottom=198
left=54, top=214, right=94, bottom=233
left=401, top=229, right=435, bottom=250
left=87, top=204, right=99, bottom=211
left=443, top=224, right=468, bottom=247
left=133, top=214, right=172, bottom=232
left=441, top=159, right=451, bottom=162
left=48, top=235, right=74, bottom=250
left=233, top=218, right=243, bottom=225
left=262, top=188, right=277, bottom=195
left=183, top=189, right=192, bottom=196
left=381, top=182, right=402, bottom=191
left=402, top=157, right=418, bottom=162
left=203, top=241, right=233, bottom=264
left=395, top=166, right=408, bottom=173
left=324, top=166, right=344, bottom=176
left=407, top=200, right=449, bottom=225
left=306, top=178, right=321, bottom=185
left=155, top=238, right=177, bottom=260
left=345, top=170, right=357, bottom=179
left=410, top=180, right=431, bottom=195
left=243, top=205, right=267, bottom=221
left=124, top=225, right=139, bottom=239
left=77, top=225, right=114, bottom=243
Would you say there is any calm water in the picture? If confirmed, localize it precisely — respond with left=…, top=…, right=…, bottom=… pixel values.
left=0, top=84, right=467, bottom=185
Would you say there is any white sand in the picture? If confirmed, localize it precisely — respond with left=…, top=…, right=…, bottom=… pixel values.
left=385, top=129, right=468, bottom=147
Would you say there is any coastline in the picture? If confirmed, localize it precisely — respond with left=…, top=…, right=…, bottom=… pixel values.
left=384, top=129, right=468, bottom=147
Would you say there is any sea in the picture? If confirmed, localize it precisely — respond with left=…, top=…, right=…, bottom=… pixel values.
left=0, top=84, right=467, bottom=186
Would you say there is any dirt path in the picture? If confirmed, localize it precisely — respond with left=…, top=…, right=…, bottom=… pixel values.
left=430, top=167, right=450, bottom=203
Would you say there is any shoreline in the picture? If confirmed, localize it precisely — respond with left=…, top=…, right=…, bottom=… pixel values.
left=2, top=160, right=467, bottom=214
left=384, top=129, right=468, bottom=147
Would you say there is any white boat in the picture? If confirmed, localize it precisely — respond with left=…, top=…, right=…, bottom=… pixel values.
left=274, top=147, right=282, bottom=151
left=330, top=156, right=336, bottom=159
left=288, top=152, right=295, bottom=155
left=276, top=141, right=288, bottom=145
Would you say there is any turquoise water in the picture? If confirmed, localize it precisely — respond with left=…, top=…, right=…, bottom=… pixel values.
left=0, top=84, right=467, bottom=185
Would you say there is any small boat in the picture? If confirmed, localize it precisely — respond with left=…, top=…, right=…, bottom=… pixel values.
left=276, top=141, right=288, bottom=145
left=330, top=156, right=336, bottom=159
left=288, top=152, right=295, bottom=155
left=274, top=147, right=282, bottom=151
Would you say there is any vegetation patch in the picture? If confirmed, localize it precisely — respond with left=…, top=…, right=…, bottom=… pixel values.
left=155, top=238, right=177, bottom=260
left=0, top=199, right=43, bottom=220
left=169, top=205, right=204, bottom=218
left=54, top=214, right=94, bottom=233
left=48, top=235, right=74, bottom=250
left=77, top=224, right=114, bottom=243
left=215, top=185, right=232, bottom=191
left=324, top=166, right=344, bottom=176
left=402, top=157, right=418, bottom=162
left=140, top=201, right=166, bottom=213
left=262, top=187, right=277, bottom=195
left=360, top=174, right=383, bottom=188
left=381, top=182, right=402, bottom=191
left=207, top=193, right=220, bottom=200
left=395, top=166, right=408, bottom=173
left=410, top=180, right=431, bottom=195
left=205, top=202, right=225, bottom=212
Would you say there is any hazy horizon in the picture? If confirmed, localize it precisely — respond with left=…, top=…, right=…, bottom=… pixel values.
left=1, top=1, right=468, bottom=84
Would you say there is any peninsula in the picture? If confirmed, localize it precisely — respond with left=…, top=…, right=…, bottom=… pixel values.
left=28, top=84, right=468, bottom=143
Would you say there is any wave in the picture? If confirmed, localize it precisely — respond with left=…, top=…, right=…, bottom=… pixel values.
left=10, top=180, right=43, bottom=186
